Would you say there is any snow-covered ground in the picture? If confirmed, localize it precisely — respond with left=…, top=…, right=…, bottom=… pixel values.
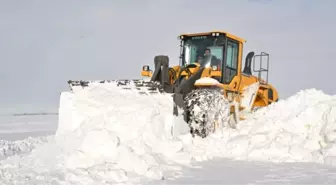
left=1, top=82, right=336, bottom=184
left=149, top=158, right=336, bottom=185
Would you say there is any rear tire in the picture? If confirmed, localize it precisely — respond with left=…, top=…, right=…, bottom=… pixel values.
left=184, top=88, right=231, bottom=138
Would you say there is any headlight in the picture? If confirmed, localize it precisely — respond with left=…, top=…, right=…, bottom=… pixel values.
left=212, top=32, right=220, bottom=37
left=212, top=65, right=218, bottom=71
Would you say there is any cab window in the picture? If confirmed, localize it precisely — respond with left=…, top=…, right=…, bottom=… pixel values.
left=224, top=40, right=238, bottom=83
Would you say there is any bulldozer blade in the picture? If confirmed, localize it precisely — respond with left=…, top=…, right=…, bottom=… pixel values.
left=67, top=79, right=165, bottom=95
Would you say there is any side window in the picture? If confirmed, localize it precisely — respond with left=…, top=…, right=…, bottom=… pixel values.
left=224, top=40, right=239, bottom=83
left=207, top=46, right=223, bottom=61
left=190, top=46, right=198, bottom=64
left=183, top=45, right=198, bottom=65
left=226, top=41, right=238, bottom=69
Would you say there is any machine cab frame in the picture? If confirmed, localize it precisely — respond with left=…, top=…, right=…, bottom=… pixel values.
left=178, top=31, right=246, bottom=85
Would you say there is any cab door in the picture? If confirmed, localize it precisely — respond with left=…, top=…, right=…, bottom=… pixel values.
left=222, top=39, right=239, bottom=84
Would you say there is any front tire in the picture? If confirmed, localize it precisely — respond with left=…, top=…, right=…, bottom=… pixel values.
left=184, top=87, right=231, bottom=138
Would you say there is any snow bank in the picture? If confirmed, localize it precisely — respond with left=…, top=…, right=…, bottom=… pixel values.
left=56, top=83, right=191, bottom=182
left=0, top=136, right=51, bottom=160
left=56, top=83, right=336, bottom=183
left=222, top=89, right=336, bottom=164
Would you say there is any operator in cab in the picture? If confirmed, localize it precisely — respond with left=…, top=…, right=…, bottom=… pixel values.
left=199, top=49, right=220, bottom=68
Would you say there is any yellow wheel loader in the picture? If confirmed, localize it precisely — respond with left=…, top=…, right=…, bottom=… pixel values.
left=139, top=30, right=279, bottom=138
left=67, top=30, right=279, bottom=138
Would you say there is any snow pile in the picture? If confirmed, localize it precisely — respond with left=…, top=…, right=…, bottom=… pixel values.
left=235, top=89, right=336, bottom=163
left=219, top=89, right=336, bottom=163
left=56, top=83, right=336, bottom=183
left=56, top=83, right=190, bottom=182
left=0, top=136, right=51, bottom=160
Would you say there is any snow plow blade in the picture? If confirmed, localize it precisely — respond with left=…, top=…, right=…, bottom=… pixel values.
left=67, top=79, right=165, bottom=95
left=67, top=55, right=174, bottom=95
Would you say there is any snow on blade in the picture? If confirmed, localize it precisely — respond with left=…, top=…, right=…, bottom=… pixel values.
left=55, top=83, right=336, bottom=182
left=194, top=77, right=220, bottom=86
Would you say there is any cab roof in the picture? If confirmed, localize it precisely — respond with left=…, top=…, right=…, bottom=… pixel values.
left=179, top=30, right=246, bottom=43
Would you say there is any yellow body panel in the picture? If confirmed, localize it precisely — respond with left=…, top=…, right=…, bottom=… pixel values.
left=141, top=70, right=152, bottom=77
left=169, top=65, right=181, bottom=84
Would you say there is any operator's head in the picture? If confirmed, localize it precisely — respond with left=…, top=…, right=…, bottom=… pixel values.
left=204, top=49, right=211, bottom=56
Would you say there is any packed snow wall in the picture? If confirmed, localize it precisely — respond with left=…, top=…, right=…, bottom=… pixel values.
left=56, top=82, right=336, bottom=182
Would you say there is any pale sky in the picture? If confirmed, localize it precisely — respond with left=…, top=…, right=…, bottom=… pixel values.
left=0, top=0, right=335, bottom=113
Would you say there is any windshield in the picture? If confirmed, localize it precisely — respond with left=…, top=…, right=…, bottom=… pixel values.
left=182, top=35, right=225, bottom=68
